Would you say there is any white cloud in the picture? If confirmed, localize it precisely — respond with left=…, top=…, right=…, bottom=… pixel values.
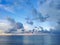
left=36, top=0, right=60, bottom=30
left=39, top=0, right=60, bottom=21
left=0, top=20, right=14, bottom=33
left=24, top=24, right=33, bottom=31
left=0, top=17, right=25, bottom=34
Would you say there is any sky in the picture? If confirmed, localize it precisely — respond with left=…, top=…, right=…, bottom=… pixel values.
left=0, top=0, right=60, bottom=34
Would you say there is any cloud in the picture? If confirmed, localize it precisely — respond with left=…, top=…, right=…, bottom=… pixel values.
left=32, top=8, right=49, bottom=22
left=16, top=22, right=24, bottom=29
left=26, top=21, right=33, bottom=25
left=49, top=0, right=60, bottom=10
left=25, top=17, right=33, bottom=25
left=0, top=17, right=24, bottom=33
left=53, top=21, right=60, bottom=33
left=55, top=20, right=60, bottom=31
left=39, top=0, right=60, bottom=21
left=39, top=26, right=44, bottom=30
left=23, top=24, right=34, bottom=31
left=0, top=20, right=14, bottom=33
left=6, top=17, right=15, bottom=24
left=57, top=21, right=60, bottom=24
left=34, top=26, right=43, bottom=31
left=19, top=0, right=49, bottom=22
left=37, top=0, right=60, bottom=33
left=39, top=0, right=47, bottom=5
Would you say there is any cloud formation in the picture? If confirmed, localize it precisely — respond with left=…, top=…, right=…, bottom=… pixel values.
left=16, top=22, right=24, bottom=29
left=39, top=0, right=60, bottom=31
left=0, top=17, right=24, bottom=33
left=31, top=8, right=49, bottom=22
left=0, top=0, right=60, bottom=33
left=49, top=0, right=60, bottom=10
left=26, top=20, right=33, bottom=25
left=39, top=0, right=47, bottom=5
left=25, top=17, right=33, bottom=25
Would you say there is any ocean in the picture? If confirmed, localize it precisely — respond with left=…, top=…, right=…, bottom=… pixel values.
left=0, top=35, right=60, bottom=45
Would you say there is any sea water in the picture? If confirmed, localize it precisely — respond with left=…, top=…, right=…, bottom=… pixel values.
left=0, top=35, right=60, bottom=45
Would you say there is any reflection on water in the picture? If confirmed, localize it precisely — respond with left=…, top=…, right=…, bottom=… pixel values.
left=0, top=36, right=23, bottom=45
left=23, top=35, right=60, bottom=45
left=0, top=35, right=60, bottom=45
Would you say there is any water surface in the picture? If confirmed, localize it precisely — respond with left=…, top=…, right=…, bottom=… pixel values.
left=0, top=35, right=60, bottom=45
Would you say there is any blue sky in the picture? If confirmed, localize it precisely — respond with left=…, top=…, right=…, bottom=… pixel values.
left=0, top=0, right=60, bottom=33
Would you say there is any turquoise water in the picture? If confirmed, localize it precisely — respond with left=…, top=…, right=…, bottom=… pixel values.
left=0, top=35, right=60, bottom=45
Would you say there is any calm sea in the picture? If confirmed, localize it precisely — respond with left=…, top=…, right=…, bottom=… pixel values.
left=0, top=35, right=60, bottom=45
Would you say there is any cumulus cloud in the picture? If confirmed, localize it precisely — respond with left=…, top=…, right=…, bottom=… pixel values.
left=16, top=22, right=24, bottom=29
left=0, top=17, right=24, bottom=34
left=0, top=20, right=14, bottom=33
left=0, top=0, right=60, bottom=33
